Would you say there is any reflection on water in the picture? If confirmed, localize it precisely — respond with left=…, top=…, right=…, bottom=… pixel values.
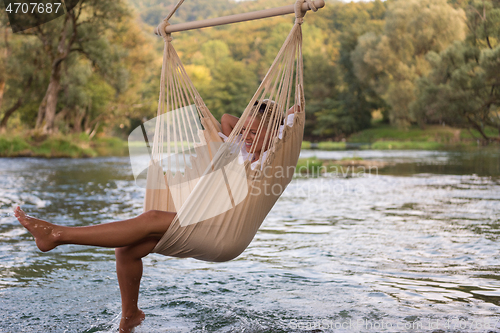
left=0, top=150, right=499, bottom=332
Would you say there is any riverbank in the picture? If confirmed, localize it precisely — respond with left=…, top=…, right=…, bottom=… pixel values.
left=1, top=124, right=498, bottom=158
left=295, top=156, right=394, bottom=176
left=303, top=124, right=499, bottom=150
left=0, top=133, right=127, bottom=158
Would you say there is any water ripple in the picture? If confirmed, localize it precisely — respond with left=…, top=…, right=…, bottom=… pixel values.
left=0, top=154, right=499, bottom=332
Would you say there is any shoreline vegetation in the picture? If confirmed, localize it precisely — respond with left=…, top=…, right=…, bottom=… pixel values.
left=2, top=0, right=499, bottom=158
left=0, top=133, right=127, bottom=158
left=302, top=123, right=499, bottom=151
left=0, top=124, right=497, bottom=159
left=2, top=0, right=499, bottom=160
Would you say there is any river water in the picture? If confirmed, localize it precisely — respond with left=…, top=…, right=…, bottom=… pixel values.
left=0, top=148, right=499, bottom=332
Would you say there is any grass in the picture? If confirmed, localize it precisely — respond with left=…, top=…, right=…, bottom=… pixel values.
left=301, top=141, right=346, bottom=150
left=347, top=124, right=465, bottom=143
left=0, top=136, right=31, bottom=155
left=2, top=123, right=498, bottom=158
left=295, top=157, right=324, bottom=175
left=459, top=127, right=499, bottom=140
left=317, top=141, right=346, bottom=150
left=0, top=133, right=128, bottom=158
left=370, top=141, right=445, bottom=150
left=301, top=124, right=499, bottom=151
left=35, top=138, right=95, bottom=158
left=93, top=137, right=128, bottom=156
left=341, top=156, right=363, bottom=161
left=359, top=124, right=499, bottom=150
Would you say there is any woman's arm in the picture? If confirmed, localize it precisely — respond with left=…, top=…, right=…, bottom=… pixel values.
left=221, top=114, right=240, bottom=137
left=286, top=104, right=300, bottom=117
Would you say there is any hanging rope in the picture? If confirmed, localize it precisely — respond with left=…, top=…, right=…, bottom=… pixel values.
left=163, top=0, right=186, bottom=22
left=156, top=0, right=186, bottom=37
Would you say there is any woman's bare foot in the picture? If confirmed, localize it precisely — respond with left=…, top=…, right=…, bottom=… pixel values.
left=119, top=309, right=145, bottom=332
left=13, top=206, right=61, bottom=252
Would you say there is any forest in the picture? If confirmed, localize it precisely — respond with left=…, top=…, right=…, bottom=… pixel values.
left=0, top=0, right=499, bottom=147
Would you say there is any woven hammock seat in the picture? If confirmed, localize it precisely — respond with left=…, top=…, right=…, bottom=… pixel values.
left=129, top=0, right=321, bottom=262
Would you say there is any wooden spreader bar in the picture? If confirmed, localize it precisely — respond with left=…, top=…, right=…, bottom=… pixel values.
left=155, top=0, right=325, bottom=35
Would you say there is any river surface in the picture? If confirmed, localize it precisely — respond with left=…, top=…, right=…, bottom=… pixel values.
left=0, top=148, right=499, bottom=332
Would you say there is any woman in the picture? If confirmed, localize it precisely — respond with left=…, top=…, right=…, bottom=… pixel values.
left=220, top=99, right=297, bottom=168
left=13, top=100, right=297, bottom=332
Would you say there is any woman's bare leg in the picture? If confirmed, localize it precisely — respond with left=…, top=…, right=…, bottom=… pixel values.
left=13, top=206, right=175, bottom=251
left=14, top=206, right=175, bottom=332
left=115, top=237, right=159, bottom=332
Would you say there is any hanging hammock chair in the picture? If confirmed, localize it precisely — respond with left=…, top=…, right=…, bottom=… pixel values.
left=128, top=0, right=322, bottom=262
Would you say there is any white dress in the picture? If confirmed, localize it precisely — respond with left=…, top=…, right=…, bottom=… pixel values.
left=218, top=113, right=295, bottom=169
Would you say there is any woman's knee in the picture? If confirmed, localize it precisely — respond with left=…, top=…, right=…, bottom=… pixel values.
left=141, top=210, right=176, bottom=222
left=115, top=237, right=159, bottom=260
left=115, top=246, right=132, bottom=260
left=139, top=210, right=176, bottom=236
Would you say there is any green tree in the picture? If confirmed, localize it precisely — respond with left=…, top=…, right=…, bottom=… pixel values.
left=0, top=16, right=49, bottom=132
left=312, top=0, right=387, bottom=138
left=411, top=0, right=500, bottom=143
left=55, top=58, right=114, bottom=135
left=352, top=0, right=466, bottom=128
left=1, top=0, right=158, bottom=137
left=22, top=0, right=130, bottom=134
left=130, top=0, right=237, bottom=27
left=302, top=21, right=339, bottom=137
left=192, top=39, right=257, bottom=119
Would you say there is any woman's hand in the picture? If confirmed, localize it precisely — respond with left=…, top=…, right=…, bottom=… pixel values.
left=221, top=114, right=240, bottom=137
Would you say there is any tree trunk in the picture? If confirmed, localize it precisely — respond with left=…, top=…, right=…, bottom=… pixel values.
left=39, top=66, right=62, bottom=134
left=0, top=80, right=5, bottom=113
left=0, top=27, right=9, bottom=113
left=36, top=67, right=62, bottom=133
left=88, top=121, right=100, bottom=139
left=466, top=114, right=490, bottom=143
left=35, top=14, right=71, bottom=134
left=0, top=98, right=22, bottom=133
left=0, top=76, right=31, bottom=132
left=73, top=106, right=85, bottom=133
left=54, top=107, right=69, bottom=132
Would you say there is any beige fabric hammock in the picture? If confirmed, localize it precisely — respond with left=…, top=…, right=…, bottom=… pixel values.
left=137, top=0, right=312, bottom=262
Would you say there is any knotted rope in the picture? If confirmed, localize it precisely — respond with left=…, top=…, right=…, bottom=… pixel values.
left=295, top=0, right=317, bottom=25
left=156, top=0, right=185, bottom=38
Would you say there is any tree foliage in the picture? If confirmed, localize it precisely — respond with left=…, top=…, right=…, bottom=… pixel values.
left=0, top=0, right=157, bottom=135
left=310, top=0, right=387, bottom=138
left=1, top=0, right=497, bottom=142
left=0, top=16, right=49, bottom=132
left=352, top=0, right=466, bottom=128
left=411, top=0, right=500, bottom=142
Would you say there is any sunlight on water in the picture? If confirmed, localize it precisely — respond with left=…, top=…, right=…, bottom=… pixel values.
left=0, top=151, right=499, bottom=332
